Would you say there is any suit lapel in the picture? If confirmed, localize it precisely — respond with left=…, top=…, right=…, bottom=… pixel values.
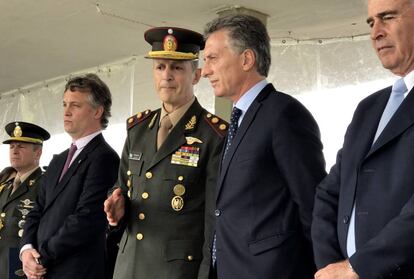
left=367, top=87, right=414, bottom=158
left=147, top=100, right=203, bottom=170
left=217, top=85, right=273, bottom=200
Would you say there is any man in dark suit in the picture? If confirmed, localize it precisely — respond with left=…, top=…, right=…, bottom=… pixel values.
left=0, top=122, right=49, bottom=279
left=104, top=27, right=226, bottom=279
left=201, top=14, right=326, bottom=279
left=312, top=0, right=414, bottom=278
left=20, top=74, right=120, bottom=279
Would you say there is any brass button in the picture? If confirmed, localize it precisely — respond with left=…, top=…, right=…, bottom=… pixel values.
left=211, top=117, right=219, bottom=124
left=187, top=255, right=194, bottom=261
left=145, top=110, right=150, bottom=114
left=127, top=170, right=132, bottom=176
left=142, top=192, right=149, bottom=199
left=178, top=176, right=184, bottom=181
left=137, top=112, right=143, bottom=119
left=128, top=118, right=133, bottom=124
left=0, top=212, right=5, bottom=218
left=206, top=113, right=212, bottom=118
left=138, top=213, right=145, bottom=220
left=145, top=172, right=153, bottom=179
left=219, top=124, right=227, bottom=130
left=136, top=233, right=143, bottom=240
left=127, top=190, right=131, bottom=198
left=127, top=180, right=131, bottom=187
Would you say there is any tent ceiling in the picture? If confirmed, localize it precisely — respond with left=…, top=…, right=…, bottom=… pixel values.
left=0, top=0, right=369, bottom=94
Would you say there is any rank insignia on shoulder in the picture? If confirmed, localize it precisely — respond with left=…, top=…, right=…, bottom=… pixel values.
left=185, top=136, right=203, bottom=145
left=127, top=109, right=152, bottom=130
left=171, top=146, right=200, bottom=167
left=204, top=113, right=228, bottom=138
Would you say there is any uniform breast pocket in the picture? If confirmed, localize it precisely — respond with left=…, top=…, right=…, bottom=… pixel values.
left=162, top=168, right=203, bottom=213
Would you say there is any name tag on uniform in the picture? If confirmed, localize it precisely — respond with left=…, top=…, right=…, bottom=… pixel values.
left=129, top=152, right=142, bottom=161
left=171, top=146, right=200, bottom=167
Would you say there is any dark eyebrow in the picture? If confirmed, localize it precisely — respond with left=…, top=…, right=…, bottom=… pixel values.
left=366, top=9, right=398, bottom=24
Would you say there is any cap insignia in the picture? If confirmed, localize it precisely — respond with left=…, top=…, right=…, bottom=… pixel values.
left=163, top=35, right=178, bottom=52
left=13, top=123, right=22, bottom=137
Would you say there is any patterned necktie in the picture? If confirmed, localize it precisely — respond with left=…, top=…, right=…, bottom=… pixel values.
left=60, top=143, right=77, bottom=181
left=212, top=106, right=242, bottom=266
left=373, top=78, right=407, bottom=142
left=157, top=115, right=173, bottom=150
left=222, top=107, right=242, bottom=159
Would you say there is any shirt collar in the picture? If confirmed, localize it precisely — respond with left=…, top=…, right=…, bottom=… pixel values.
left=160, top=96, right=195, bottom=128
left=72, top=130, right=101, bottom=151
left=18, top=166, right=39, bottom=183
left=402, top=70, right=414, bottom=95
left=234, top=79, right=268, bottom=113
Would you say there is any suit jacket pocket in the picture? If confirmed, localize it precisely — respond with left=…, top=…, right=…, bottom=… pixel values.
left=248, top=231, right=294, bottom=255
left=164, top=239, right=202, bottom=262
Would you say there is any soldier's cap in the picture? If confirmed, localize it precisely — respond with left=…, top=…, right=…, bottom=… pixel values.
left=3, top=121, right=50, bottom=145
left=144, top=27, right=204, bottom=61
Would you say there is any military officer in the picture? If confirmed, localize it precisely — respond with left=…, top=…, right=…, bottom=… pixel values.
left=104, top=26, right=227, bottom=279
left=0, top=121, right=50, bottom=279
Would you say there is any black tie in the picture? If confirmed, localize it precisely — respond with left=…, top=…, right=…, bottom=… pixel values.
left=223, top=107, right=242, bottom=159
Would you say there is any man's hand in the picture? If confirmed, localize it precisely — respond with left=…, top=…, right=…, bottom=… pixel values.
left=315, top=260, right=359, bottom=279
left=104, top=187, right=125, bottom=226
left=22, top=248, right=46, bottom=279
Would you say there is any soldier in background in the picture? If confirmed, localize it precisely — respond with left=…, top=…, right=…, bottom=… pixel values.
left=0, top=121, right=50, bottom=279
left=104, top=26, right=227, bottom=279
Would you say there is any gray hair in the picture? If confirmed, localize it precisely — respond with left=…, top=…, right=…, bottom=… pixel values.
left=204, top=14, right=271, bottom=77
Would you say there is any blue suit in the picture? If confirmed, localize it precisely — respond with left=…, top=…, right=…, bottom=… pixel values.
left=212, top=84, right=326, bottom=279
left=312, top=86, right=414, bottom=278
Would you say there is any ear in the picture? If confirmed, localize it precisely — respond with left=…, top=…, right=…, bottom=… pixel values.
left=94, top=105, right=104, bottom=120
left=192, top=68, right=201, bottom=85
left=241, top=49, right=256, bottom=71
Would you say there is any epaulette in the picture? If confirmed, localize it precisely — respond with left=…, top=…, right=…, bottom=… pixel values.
left=126, top=109, right=152, bottom=130
left=204, top=112, right=228, bottom=138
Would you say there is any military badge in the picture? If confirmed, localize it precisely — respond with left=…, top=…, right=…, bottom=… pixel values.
left=173, top=184, right=186, bottom=196
left=185, top=116, right=196, bottom=130
left=163, top=34, right=178, bottom=52
left=185, top=136, right=203, bottom=145
left=13, top=122, right=23, bottom=137
left=171, top=146, right=200, bottom=167
left=171, top=196, right=184, bottom=211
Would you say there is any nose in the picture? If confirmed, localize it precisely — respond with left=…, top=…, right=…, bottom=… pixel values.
left=161, top=67, right=174, bottom=81
left=370, top=20, right=385, bottom=41
left=201, top=62, right=211, bottom=78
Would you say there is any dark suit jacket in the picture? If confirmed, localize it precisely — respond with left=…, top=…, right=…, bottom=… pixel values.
left=0, top=168, right=42, bottom=279
left=21, top=134, right=120, bottom=279
left=312, top=86, right=414, bottom=278
left=212, top=84, right=326, bottom=279
left=112, top=99, right=226, bottom=279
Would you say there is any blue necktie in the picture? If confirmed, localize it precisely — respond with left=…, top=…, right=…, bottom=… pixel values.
left=373, top=78, right=407, bottom=142
left=212, top=106, right=242, bottom=265
left=347, top=78, right=407, bottom=257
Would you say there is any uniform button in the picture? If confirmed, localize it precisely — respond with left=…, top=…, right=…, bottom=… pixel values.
left=142, top=192, right=149, bottom=199
left=127, top=170, right=132, bottom=176
left=343, top=215, right=350, bottom=224
left=0, top=212, right=5, bottom=217
left=214, top=209, right=221, bottom=217
left=145, top=172, right=153, bottom=179
left=138, top=213, right=145, bottom=220
left=187, top=255, right=194, bottom=261
left=127, top=180, right=131, bottom=187
left=178, top=176, right=184, bottom=181
left=136, top=233, right=143, bottom=240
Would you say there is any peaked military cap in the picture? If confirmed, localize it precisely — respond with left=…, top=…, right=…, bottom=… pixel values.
left=144, top=27, right=204, bottom=60
left=3, top=121, right=50, bottom=145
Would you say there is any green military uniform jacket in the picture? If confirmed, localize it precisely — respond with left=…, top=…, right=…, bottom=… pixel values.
left=0, top=167, right=43, bottom=279
left=112, top=99, right=226, bottom=279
